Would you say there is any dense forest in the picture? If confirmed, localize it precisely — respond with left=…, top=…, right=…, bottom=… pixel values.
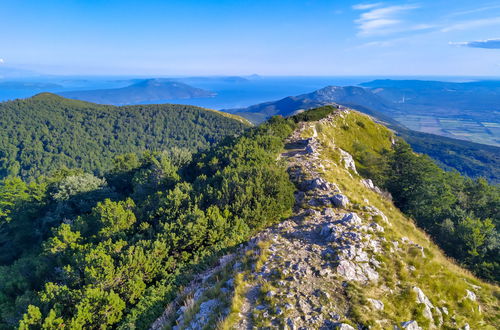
left=0, top=106, right=498, bottom=328
left=0, top=93, right=249, bottom=181
left=0, top=116, right=296, bottom=328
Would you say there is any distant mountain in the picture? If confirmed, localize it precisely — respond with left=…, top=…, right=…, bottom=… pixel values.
left=226, top=86, right=500, bottom=183
left=0, top=81, right=62, bottom=89
left=58, top=78, right=216, bottom=105
left=361, top=79, right=500, bottom=116
left=228, top=86, right=390, bottom=123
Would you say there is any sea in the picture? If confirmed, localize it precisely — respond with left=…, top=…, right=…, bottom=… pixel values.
left=0, top=75, right=493, bottom=110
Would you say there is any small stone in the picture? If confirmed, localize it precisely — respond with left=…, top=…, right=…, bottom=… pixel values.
left=367, top=298, right=384, bottom=310
left=465, top=289, right=476, bottom=301
left=400, top=320, right=422, bottom=330
left=370, top=222, right=384, bottom=232
left=334, top=323, right=356, bottom=330
left=266, top=290, right=276, bottom=297
left=323, top=208, right=336, bottom=217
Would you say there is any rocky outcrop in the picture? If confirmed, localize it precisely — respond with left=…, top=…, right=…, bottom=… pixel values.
left=339, top=149, right=357, bottom=174
left=412, top=286, right=443, bottom=326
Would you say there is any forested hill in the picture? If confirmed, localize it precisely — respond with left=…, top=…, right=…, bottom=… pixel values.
left=0, top=93, right=250, bottom=180
left=0, top=107, right=497, bottom=329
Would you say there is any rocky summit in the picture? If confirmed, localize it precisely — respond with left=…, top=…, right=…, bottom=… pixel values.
left=150, top=108, right=498, bottom=329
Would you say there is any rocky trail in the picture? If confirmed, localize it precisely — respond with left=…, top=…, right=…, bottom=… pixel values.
left=152, top=112, right=480, bottom=330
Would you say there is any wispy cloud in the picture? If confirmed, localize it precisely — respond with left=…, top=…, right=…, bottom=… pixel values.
left=353, top=3, right=421, bottom=36
left=352, top=3, right=382, bottom=11
left=441, top=17, right=500, bottom=32
left=0, top=59, right=4, bottom=64
left=449, top=38, right=500, bottom=49
left=448, top=4, right=500, bottom=18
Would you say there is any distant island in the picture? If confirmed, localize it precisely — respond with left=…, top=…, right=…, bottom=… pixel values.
left=0, top=81, right=62, bottom=89
left=58, top=78, right=216, bottom=105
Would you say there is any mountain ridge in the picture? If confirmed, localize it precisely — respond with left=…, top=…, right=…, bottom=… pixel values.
left=226, top=86, right=500, bottom=184
left=0, top=93, right=249, bottom=180
left=152, top=108, right=499, bottom=329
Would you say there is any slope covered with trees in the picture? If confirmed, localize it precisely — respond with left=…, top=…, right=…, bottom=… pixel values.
left=0, top=106, right=498, bottom=328
left=0, top=93, right=249, bottom=181
left=0, top=117, right=295, bottom=328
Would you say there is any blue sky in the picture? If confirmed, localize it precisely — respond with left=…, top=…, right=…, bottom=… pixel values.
left=1, top=0, right=499, bottom=76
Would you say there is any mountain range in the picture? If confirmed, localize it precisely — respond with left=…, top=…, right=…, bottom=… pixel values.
left=228, top=85, right=500, bottom=184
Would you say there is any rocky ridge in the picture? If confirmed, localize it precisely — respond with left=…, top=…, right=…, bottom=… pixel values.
left=151, top=110, right=487, bottom=330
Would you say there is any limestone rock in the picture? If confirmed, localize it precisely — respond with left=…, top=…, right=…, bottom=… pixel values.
left=183, top=299, right=219, bottom=330
left=331, top=194, right=350, bottom=208
left=400, top=320, right=422, bottom=330
left=367, top=298, right=384, bottom=311
left=465, top=289, right=477, bottom=301
left=340, top=212, right=362, bottom=226
left=334, top=323, right=355, bottom=330
left=361, top=178, right=383, bottom=194
left=413, top=287, right=434, bottom=320
left=339, top=149, right=357, bottom=174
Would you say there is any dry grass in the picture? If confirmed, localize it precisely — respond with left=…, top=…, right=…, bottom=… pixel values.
left=300, top=111, right=500, bottom=329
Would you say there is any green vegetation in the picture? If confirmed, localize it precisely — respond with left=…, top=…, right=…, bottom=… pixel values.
left=0, top=115, right=295, bottom=328
left=304, top=109, right=498, bottom=328
left=0, top=93, right=249, bottom=181
left=0, top=104, right=498, bottom=329
left=318, top=109, right=500, bottom=283
left=291, top=105, right=335, bottom=123
left=400, top=128, right=500, bottom=184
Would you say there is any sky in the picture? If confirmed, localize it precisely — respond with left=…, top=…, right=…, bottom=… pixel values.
left=1, top=0, right=500, bottom=76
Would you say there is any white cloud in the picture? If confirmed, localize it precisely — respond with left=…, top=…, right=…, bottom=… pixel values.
left=354, top=4, right=420, bottom=36
left=441, top=17, right=500, bottom=32
left=352, top=3, right=382, bottom=11
left=449, top=38, right=500, bottom=49
left=0, top=59, right=4, bottom=64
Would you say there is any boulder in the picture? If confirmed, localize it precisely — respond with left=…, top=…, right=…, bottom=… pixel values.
left=301, top=177, right=330, bottom=191
left=340, top=213, right=362, bottom=226
left=412, top=287, right=436, bottom=322
left=339, top=149, right=357, bottom=173
left=331, top=194, right=349, bottom=208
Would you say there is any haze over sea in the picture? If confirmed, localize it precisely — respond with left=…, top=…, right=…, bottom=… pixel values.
left=0, top=75, right=492, bottom=110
